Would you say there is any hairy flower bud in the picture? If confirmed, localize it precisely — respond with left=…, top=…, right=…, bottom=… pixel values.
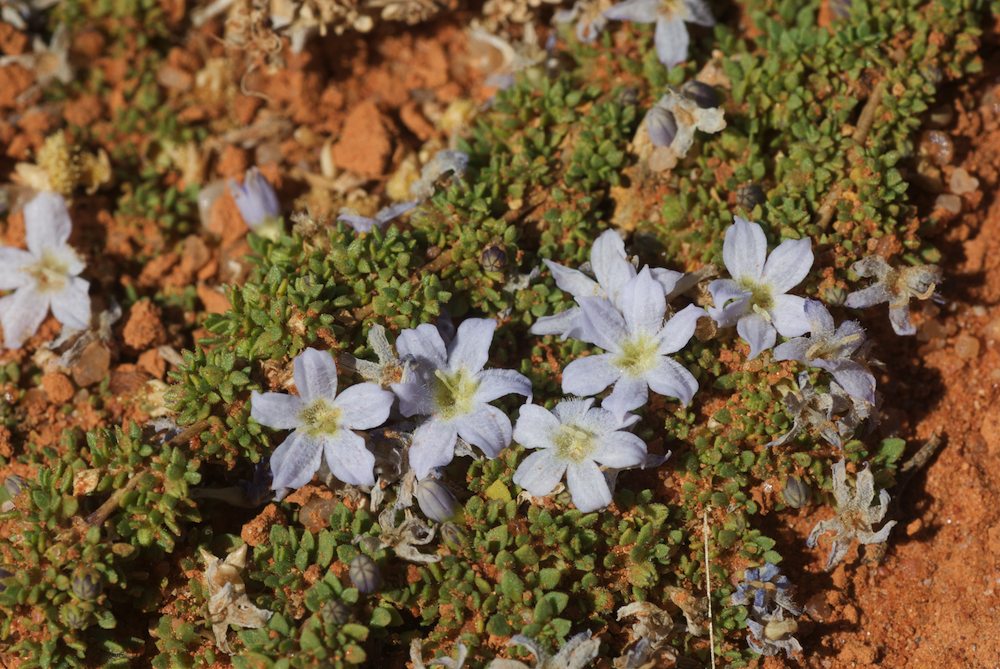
left=349, top=555, right=381, bottom=594
left=414, top=479, right=458, bottom=522
left=71, top=567, right=103, bottom=600
left=59, top=603, right=89, bottom=630
left=322, top=599, right=352, bottom=625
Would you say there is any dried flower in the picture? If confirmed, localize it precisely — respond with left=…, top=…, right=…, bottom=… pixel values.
left=603, top=0, right=714, bottom=68
left=562, top=268, right=705, bottom=419
left=746, top=608, right=802, bottom=657
left=708, top=217, right=813, bottom=359
left=229, top=167, right=281, bottom=233
left=391, top=318, right=532, bottom=479
left=844, top=256, right=942, bottom=335
left=807, top=460, right=897, bottom=570
left=512, top=398, right=652, bottom=512
left=773, top=299, right=875, bottom=405
left=0, top=193, right=90, bottom=349
left=411, top=639, right=470, bottom=668
left=644, top=87, right=725, bottom=158
left=768, top=372, right=860, bottom=448
left=488, top=631, right=601, bottom=669
left=554, top=0, right=611, bottom=44
left=200, top=544, right=273, bottom=653
left=731, top=564, right=802, bottom=617
left=531, top=229, right=686, bottom=339
left=414, top=477, right=459, bottom=522
left=409, top=150, right=469, bottom=200
left=0, top=24, right=72, bottom=91
left=352, top=323, right=410, bottom=388
left=338, top=200, right=418, bottom=233
left=614, top=601, right=680, bottom=668
left=250, top=347, right=395, bottom=496
left=348, top=554, right=382, bottom=593
left=370, top=507, right=441, bottom=563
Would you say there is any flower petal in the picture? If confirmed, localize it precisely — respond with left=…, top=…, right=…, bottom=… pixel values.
left=619, top=267, right=666, bottom=336
left=513, top=403, right=560, bottom=449
left=602, top=376, right=649, bottom=418
left=543, top=260, right=599, bottom=298
left=0, top=248, right=32, bottom=290
left=48, top=277, right=90, bottom=331
left=592, top=431, right=647, bottom=468
left=577, top=296, right=628, bottom=351
left=455, top=404, right=512, bottom=458
left=566, top=461, right=613, bottom=512
left=803, top=298, right=835, bottom=335
left=889, top=304, right=915, bottom=336
left=251, top=391, right=305, bottom=430
left=650, top=267, right=684, bottom=296
left=772, top=337, right=810, bottom=363
left=604, top=0, right=659, bottom=23
left=551, top=397, right=596, bottom=424
left=475, top=368, right=532, bottom=403
left=322, top=431, right=376, bottom=487
left=684, top=0, right=715, bottom=25
left=707, top=278, right=751, bottom=327
left=590, top=230, right=634, bottom=301
left=657, top=303, right=705, bottom=354
left=737, top=312, right=777, bottom=359
left=0, top=288, right=49, bottom=350
left=770, top=294, right=810, bottom=337
left=844, top=284, right=892, bottom=309
left=391, top=377, right=434, bottom=417
left=447, top=318, right=496, bottom=374
left=397, top=323, right=448, bottom=369
left=645, top=356, right=698, bottom=405
left=24, top=192, right=72, bottom=254
left=270, top=432, right=323, bottom=492
left=562, top=353, right=620, bottom=396
left=761, top=237, right=813, bottom=294
left=530, top=307, right=583, bottom=338
left=654, top=16, right=690, bottom=68
left=826, top=360, right=876, bottom=405
left=409, top=420, right=458, bottom=479
left=293, top=348, right=338, bottom=403
left=334, top=382, right=395, bottom=430
left=512, top=449, right=567, bottom=497
left=723, top=216, right=767, bottom=281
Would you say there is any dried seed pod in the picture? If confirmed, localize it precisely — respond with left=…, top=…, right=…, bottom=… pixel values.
left=479, top=245, right=507, bottom=273
left=349, top=555, right=381, bottom=594
left=414, top=479, right=458, bottom=522
left=782, top=476, right=811, bottom=509
left=647, top=107, right=678, bottom=148
left=681, top=81, right=722, bottom=109
left=71, top=567, right=103, bottom=600
left=736, top=183, right=766, bottom=210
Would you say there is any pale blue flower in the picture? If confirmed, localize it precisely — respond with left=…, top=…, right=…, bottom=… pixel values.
left=0, top=192, right=89, bottom=349
left=488, top=631, right=600, bottom=669
left=554, top=0, right=609, bottom=44
left=512, top=398, right=652, bottom=512
left=338, top=200, right=418, bottom=233
left=562, top=268, right=705, bottom=419
left=391, top=318, right=532, bottom=479
left=708, top=217, right=813, bottom=359
left=773, top=299, right=875, bottom=405
left=251, top=348, right=395, bottom=496
left=843, top=255, right=942, bottom=336
left=604, top=0, right=715, bottom=68
left=531, top=229, right=686, bottom=339
left=229, top=167, right=280, bottom=230
left=731, top=564, right=802, bottom=617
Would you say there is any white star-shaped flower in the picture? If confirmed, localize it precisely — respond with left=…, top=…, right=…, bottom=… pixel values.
left=604, top=0, right=715, bottom=68
left=0, top=193, right=90, bottom=349
left=251, top=348, right=395, bottom=496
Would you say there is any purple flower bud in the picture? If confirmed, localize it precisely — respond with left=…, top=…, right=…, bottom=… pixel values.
left=647, top=107, right=678, bottom=148
left=349, top=555, right=381, bottom=594
left=414, top=479, right=458, bottom=522
left=71, top=567, right=103, bottom=600
left=229, top=168, right=280, bottom=230
left=681, top=81, right=721, bottom=109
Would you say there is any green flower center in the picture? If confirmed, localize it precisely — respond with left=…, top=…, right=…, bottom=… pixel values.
left=613, top=335, right=659, bottom=378
left=553, top=424, right=597, bottom=463
left=28, top=251, right=70, bottom=292
left=299, top=400, right=342, bottom=437
left=738, top=278, right=774, bottom=312
left=433, top=368, right=478, bottom=420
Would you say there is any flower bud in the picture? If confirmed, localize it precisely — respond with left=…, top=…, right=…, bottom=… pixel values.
left=646, top=107, right=678, bottom=148
left=681, top=81, right=722, bottom=109
left=782, top=477, right=811, bottom=509
left=349, top=555, right=381, bottom=594
left=479, top=245, right=507, bottom=273
left=414, top=479, right=458, bottom=523
left=59, top=603, right=89, bottom=630
left=736, top=183, right=766, bottom=210
left=229, top=167, right=280, bottom=231
left=71, top=567, right=103, bottom=601
left=322, top=599, right=352, bottom=625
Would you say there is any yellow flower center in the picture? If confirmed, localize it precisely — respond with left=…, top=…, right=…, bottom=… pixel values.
left=433, top=368, right=478, bottom=420
left=613, top=335, right=659, bottom=378
left=299, top=400, right=342, bottom=437
left=553, top=424, right=597, bottom=463
left=738, top=278, right=774, bottom=311
left=28, top=251, right=70, bottom=292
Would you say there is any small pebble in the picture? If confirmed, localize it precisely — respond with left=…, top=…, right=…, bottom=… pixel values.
left=954, top=334, right=981, bottom=360
left=920, top=130, right=953, bottom=166
left=935, top=193, right=961, bottom=215
left=949, top=167, right=979, bottom=195
left=983, top=317, right=1000, bottom=342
